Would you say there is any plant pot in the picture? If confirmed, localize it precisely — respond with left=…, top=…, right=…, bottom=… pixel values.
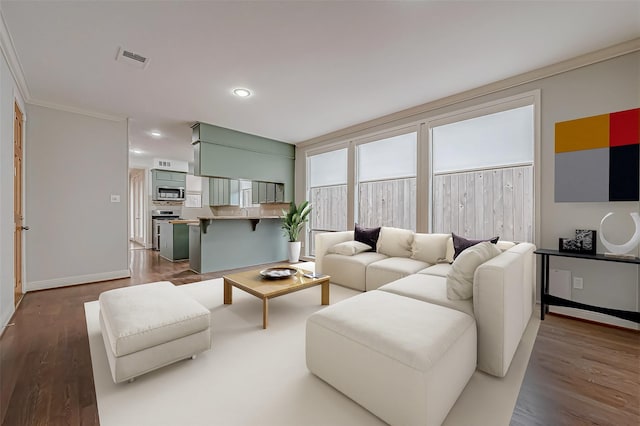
left=288, top=241, right=302, bottom=263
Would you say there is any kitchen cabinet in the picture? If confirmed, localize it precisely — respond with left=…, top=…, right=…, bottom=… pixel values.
left=210, top=177, right=240, bottom=206
left=250, top=180, right=285, bottom=204
left=159, top=222, right=189, bottom=261
left=191, top=124, right=294, bottom=202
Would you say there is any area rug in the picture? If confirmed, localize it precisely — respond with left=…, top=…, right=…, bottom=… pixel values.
left=85, top=275, right=539, bottom=426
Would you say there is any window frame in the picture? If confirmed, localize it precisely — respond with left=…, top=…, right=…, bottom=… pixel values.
left=425, top=90, right=540, bottom=241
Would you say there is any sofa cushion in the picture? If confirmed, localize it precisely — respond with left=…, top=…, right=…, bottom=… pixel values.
left=354, top=224, right=381, bottom=250
left=377, top=227, right=414, bottom=257
left=452, top=233, right=499, bottom=259
left=418, top=262, right=452, bottom=277
left=496, top=240, right=516, bottom=251
left=447, top=241, right=501, bottom=300
left=307, top=290, right=475, bottom=372
left=322, top=252, right=387, bottom=291
left=365, top=257, right=430, bottom=291
left=411, top=233, right=451, bottom=264
left=99, top=281, right=210, bottom=357
left=379, top=274, right=474, bottom=317
left=328, top=240, right=372, bottom=256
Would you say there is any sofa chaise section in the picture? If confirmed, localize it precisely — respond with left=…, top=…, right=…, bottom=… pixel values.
left=306, top=290, right=477, bottom=426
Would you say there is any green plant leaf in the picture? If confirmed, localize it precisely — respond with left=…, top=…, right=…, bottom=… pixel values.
left=281, top=200, right=312, bottom=242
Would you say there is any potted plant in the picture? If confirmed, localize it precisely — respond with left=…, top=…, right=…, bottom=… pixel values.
left=281, top=200, right=312, bottom=263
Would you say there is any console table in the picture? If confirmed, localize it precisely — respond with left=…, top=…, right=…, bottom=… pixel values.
left=534, top=249, right=640, bottom=323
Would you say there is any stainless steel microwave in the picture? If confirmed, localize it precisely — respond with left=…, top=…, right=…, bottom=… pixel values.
left=156, top=186, right=185, bottom=201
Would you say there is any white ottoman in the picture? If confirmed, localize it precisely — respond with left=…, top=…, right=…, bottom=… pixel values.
left=99, top=281, right=211, bottom=383
left=306, top=291, right=477, bottom=426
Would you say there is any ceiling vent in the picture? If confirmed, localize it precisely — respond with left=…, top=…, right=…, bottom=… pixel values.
left=116, top=47, right=150, bottom=69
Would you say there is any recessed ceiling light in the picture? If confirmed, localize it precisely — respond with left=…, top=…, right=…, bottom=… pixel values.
left=130, top=149, right=143, bottom=154
left=233, top=88, right=251, bottom=98
left=150, top=131, right=162, bottom=137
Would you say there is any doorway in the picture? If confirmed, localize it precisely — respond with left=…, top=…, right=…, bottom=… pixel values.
left=129, top=168, right=147, bottom=249
left=13, top=102, right=24, bottom=306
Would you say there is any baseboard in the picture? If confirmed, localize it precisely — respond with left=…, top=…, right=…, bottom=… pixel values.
left=0, top=306, right=15, bottom=336
left=549, top=305, right=639, bottom=331
left=25, top=269, right=131, bottom=292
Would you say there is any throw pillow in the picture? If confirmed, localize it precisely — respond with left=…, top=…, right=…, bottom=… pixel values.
left=376, top=226, right=414, bottom=257
left=452, top=233, right=499, bottom=260
left=411, top=233, right=451, bottom=264
left=328, top=241, right=373, bottom=256
left=446, top=241, right=501, bottom=300
left=354, top=224, right=381, bottom=251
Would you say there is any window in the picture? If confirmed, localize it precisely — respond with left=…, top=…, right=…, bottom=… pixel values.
left=430, top=104, right=534, bottom=242
left=307, top=148, right=348, bottom=255
left=356, top=132, right=417, bottom=231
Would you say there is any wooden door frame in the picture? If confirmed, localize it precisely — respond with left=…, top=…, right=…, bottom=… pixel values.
left=13, top=101, right=24, bottom=307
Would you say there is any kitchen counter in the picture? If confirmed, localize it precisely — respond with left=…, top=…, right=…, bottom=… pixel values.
left=169, top=219, right=199, bottom=224
left=197, top=215, right=281, bottom=220
left=197, top=216, right=282, bottom=233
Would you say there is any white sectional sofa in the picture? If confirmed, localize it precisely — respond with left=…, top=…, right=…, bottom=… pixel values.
left=307, top=227, right=535, bottom=425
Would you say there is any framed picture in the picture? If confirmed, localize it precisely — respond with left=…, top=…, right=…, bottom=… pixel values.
left=558, top=229, right=597, bottom=254
left=575, top=229, right=597, bottom=255
left=559, top=237, right=582, bottom=253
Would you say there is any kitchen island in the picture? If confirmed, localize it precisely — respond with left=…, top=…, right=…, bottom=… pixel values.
left=159, top=220, right=198, bottom=261
left=188, top=216, right=287, bottom=273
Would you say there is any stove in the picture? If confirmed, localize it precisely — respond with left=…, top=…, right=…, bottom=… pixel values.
left=151, top=209, right=180, bottom=250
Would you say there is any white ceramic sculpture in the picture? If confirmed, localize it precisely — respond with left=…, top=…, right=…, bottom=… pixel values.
left=599, top=212, right=640, bottom=255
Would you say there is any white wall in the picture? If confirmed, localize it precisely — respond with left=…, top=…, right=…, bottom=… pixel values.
left=0, top=46, right=25, bottom=329
left=24, top=104, right=129, bottom=290
left=297, top=50, right=640, bottom=329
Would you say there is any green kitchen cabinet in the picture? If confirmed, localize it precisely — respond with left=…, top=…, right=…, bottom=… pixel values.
left=192, top=122, right=294, bottom=202
left=152, top=169, right=186, bottom=188
left=249, top=180, right=285, bottom=204
left=210, top=177, right=240, bottom=206
left=159, top=222, right=189, bottom=261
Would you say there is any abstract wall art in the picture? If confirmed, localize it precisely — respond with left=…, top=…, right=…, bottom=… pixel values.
left=555, top=107, right=639, bottom=202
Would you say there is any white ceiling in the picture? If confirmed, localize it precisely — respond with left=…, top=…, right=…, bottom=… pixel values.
left=1, top=1, right=639, bottom=167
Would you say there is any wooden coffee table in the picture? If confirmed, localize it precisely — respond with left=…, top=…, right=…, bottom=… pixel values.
left=223, top=266, right=330, bottom=329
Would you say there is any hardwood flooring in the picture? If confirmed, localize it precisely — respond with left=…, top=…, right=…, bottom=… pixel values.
left=1, top=249, right=638, bottom=425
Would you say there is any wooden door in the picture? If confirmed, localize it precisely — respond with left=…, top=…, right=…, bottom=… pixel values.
left=13, top=102, right=24, bottom=306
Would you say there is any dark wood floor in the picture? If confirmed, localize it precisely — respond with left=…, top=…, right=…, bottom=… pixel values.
left=0, top=249, right=638, bottom=425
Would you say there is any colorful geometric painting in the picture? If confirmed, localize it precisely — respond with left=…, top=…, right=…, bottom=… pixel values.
left=555, top=107, right=639, bottom=202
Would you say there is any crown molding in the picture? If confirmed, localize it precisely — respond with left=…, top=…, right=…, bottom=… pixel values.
left=27, top=99, right=126, bottom=122
left=0, top=8, right=31, bottom=102
left=0, top=8, right=126, bottom=122
left=297, top=37, right=640, bottom=148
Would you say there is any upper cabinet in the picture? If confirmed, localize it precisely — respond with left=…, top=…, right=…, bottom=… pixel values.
left=209, top=177, right=240, bottom=206
left=251, top=181, right=284, bottom=204
left=192, top=122, right=295, bottom=202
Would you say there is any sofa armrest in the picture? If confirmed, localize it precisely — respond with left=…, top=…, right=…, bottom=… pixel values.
left=472, top=242, right=535, bottom=377
left=314, top=231, right=354, bottom=274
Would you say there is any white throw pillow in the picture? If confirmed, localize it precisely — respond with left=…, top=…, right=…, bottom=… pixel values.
left=411, top=233, right=451, bottom=264
left=376, top=227, right=414, bottom=257
left=446, top=241, right=501, bottom=300
left=328, top=241, right=372, bottom=256
left=445, top=237, right=454, bottom=263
